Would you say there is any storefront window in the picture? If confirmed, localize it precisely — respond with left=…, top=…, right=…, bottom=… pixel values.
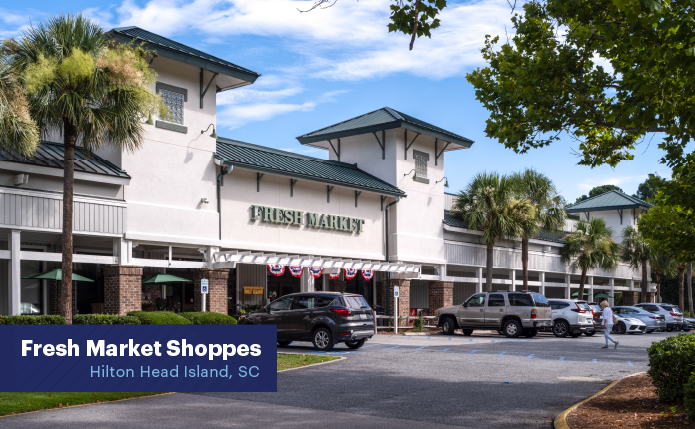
left=21, top=260, right=42, bottom=315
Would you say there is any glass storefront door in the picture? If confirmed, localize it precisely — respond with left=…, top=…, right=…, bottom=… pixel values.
left=20, top=260, right=42, bottom=315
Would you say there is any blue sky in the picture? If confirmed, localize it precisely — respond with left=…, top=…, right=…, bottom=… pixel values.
left=0, top=0, right=673, bottom=202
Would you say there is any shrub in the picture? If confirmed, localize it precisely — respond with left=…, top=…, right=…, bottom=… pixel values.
left=412, top=315, right=425, bottom=332
left=685, top=372, right=695, bottom=420
left=0, top=315, right=65, bottom=325
left=73, top=314, right=141, bottom=325
left=180, top=312, right=237, bottom=325
left=647, top=334, right=695, bottom=402
left=127, top=311, right=191, bottom=325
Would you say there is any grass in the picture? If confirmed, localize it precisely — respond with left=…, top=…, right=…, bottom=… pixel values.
left=0, top=392, right=160, bottom=416
left=277, top=353, right=339, bottom=371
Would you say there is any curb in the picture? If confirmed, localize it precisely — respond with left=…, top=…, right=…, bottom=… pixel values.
left=277, top=354, right=346, bottom=372
left=553, top=372, right=645, bottom=429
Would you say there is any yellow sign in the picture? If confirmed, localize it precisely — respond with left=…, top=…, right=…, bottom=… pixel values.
left=243, top=286, right=264, bottom=295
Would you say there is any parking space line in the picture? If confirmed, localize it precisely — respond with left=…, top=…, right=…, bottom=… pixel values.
left=527, top=354, right=534, bottom=358
left=593, top=359, right=598, bottom=363
left=499, top=352, right=506, bottom=356
left=442, top=348, right=450, bottom=352
left=559, top=357, right=565, bottom=361
left=628, top=361, right=633, bottom=367
left=378, top=345, right=402, bottom=351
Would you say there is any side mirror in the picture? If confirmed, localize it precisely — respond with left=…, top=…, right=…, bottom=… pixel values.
left=265, top=307, right=270, bottom=313
left=462, top=302, right=467, bottom=308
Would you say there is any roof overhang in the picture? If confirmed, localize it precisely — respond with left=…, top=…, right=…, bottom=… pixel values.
left=566, top=204, right=650, bottom=214
left=0, top=161, right=131, bottom=186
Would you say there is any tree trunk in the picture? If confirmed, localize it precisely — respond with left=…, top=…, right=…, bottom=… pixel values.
left=61, top=122, right=77, bottom=325
left=409, top=0, right=420, bottom=51
left=678, top=263, right=685, bottom=313
left=521, top=237, right=529, bottom=290
left=641, top=256, right=649, bottom=302
left=486, top=244, right=493, bottom=292
left=578, top=267, right=586, bottom=301
left=656, top=272, right=661, bottom=303
left=688, top=262, right=694, bottom=317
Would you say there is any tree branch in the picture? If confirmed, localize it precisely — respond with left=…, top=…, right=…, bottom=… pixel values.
left=409, top=0, right=421, bottom=51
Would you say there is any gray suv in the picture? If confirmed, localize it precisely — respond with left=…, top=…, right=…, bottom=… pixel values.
left=434, top=291, right=552, bottom=338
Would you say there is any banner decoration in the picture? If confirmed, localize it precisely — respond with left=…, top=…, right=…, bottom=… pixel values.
left=309, top=267, right=324, bottom=278
left=288, top=266, right=304, bottom=278
left=344, top=268, right=357, bottom=280
left=329, top=271, right=341, bottom=280
left=267, top=265, right=285, bottom=277
left=361, top=269, right=374, bottom=281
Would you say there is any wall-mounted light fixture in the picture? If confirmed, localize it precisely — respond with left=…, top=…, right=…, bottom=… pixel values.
left=435, top=177, right=449, bottom=188
left=201, top=124, right=218, bottom=139
left=200, top=198, right=210, bottom=204
left=404, top=169, right=418, bottom=181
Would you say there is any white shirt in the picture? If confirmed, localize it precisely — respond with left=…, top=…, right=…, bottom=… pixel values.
left=602, top=307, right=614, bottom=326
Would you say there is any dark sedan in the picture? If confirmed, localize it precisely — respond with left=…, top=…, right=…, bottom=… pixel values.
left=240, top=292, right=375, bottom=351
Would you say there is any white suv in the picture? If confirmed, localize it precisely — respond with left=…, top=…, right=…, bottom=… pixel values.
left=547, top=299, right=596, bottom=338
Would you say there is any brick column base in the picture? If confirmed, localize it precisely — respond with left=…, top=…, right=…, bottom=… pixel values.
left=644, top=292, right=655, bottom=303
left=378, top=279, right=410, bottom=326
left=429, top=281, right=454, bottom=315
left=194, top=269, right=229, bottom=314
left=329, top=281, right=347, bottom=292
left=622, top=291, right=640, bottom=306
left=104, top=266, right=143, bottom=315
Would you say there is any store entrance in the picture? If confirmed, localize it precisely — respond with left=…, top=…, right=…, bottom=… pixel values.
left=165, top=283, right=195, bottom=313
left=267, top=270, right=301, bottom=301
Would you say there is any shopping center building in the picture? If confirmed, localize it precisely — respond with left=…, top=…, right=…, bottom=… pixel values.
left=0, top=27, right=655, bottom=321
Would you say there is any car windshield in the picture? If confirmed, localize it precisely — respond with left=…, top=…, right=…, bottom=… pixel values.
left=531, top=293, right=550, bottom=307
left=342, top=295, right=371, bottom=309
left=661, top=305, right=674, bottom=312
left=577, top=303, right=591, bottom=311
left=589, top=305, right=601, bottom=313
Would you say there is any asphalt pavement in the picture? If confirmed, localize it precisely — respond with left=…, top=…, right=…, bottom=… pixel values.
left=0, top=330, right=685, bottom=429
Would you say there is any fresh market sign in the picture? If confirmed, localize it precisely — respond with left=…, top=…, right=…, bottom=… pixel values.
left=250, top=205, right=365, bottom=233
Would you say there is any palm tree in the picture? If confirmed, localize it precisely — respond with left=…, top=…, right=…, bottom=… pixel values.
left=678, top=262, right=686, bottom=313
left=2, top=14, right=162, bottom=323
left=688, top=262, right=693, bottom=317
left=511, top=168, right=567, bottom=289
left=561, top=218, right=621, bottom=299
left=650, top=252, right=677, bottom=303
left=621, top=226, right=651, bottom=301
left=452, top=172, right=534, bottom=292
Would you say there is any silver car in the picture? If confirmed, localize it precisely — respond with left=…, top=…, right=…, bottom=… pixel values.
left=635, top=303, right=683, bottom=331
left=612, top=306, right=666, bottom=333
left=612, top=313, right=647, bottom=334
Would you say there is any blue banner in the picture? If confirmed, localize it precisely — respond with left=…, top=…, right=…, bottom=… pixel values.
left=0, top=325, right=277, bottom=392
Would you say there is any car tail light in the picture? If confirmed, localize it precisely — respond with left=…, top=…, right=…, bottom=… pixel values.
left=649, top=316, right=656, bottom=319
left=331, top=309, right=352, bottom=317
left=571, top=304, right=585, bottom=313
left=531, top=309, right=537, bottom=319
left=670, top=313, right=678, bottom=317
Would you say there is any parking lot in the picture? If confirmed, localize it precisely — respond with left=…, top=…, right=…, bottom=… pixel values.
left=2, top=329, right=686, bottom=429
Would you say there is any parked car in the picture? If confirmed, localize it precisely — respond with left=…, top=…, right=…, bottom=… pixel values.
left=660, top=304, right=685, bottom=330
left=239, top=292, right=374, bottom=351
left=635, top=303, right=683, bottom=331
left=546, top=299, right=595, bottom=337
left=586, top=302, right=605, bottom=335
left=683, top=317, right=695, bottom=331
left=612, top=312, right=647, bottom=334
left=434, top=291, right=552, bottom=338
left=612, top=306, right=664, bottom=333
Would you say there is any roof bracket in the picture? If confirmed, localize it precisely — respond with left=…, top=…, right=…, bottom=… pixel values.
left=327, top=185, right=334, bottom=203
left=372, top=131, right=385, bottom=160
left=355, top=191, right=362, bottom=208
left=200, top=68, right=219, bottom=109
left=404, top=129, right=420, bottom=160
left=618, top=208, right=623, bottom=225
left=290, top=179, right=298, bottom=197
left=434, top=139, right=450, bottom=166
left=327, top=139, right=341, bottom=161
left=257, top=173, right=264, bottom=192
left=381, top=195, right=387, bottom=211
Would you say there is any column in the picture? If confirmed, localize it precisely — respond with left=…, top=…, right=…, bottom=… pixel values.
left=609, top=278, right=615, bottom=306
left=300, top=269, right=314, bottom=292
left=565, top=274, right=571, bottom=299
left=510, top=269, right=516, bottom=292
left=9, top=230, right=20, bottom=315
left=587, top=276, right=593, bottom=302
left=193, top=269, right=229, bottom=314
left=378, top=278, right=411, bottom=326
left=476, top=267, right=483, bottom=294
left=428, top=281, right=454, bottom=315
left=540, top=272, right=546, bottom=297
left=104, top=265, right=143, bottom=315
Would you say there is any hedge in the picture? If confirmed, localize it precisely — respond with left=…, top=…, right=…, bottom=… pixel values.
left=73, top=314, right=141, bottom=325
left=0, top=315, right=65, bottom=325
left=647, top=334, right=695, bottom=402
left=685, top=373, right=695, bottom=420
left=127, top=311, right=192, bottom=325
left=180, top=312, right=237, bottom=325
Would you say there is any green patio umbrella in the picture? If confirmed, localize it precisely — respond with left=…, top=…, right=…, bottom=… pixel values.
left=570, top=291, right=590, bottom=298
left=594, top=292, right=614, bottom=299
left=23, top=268, right=94, bottom=282
left=142, top=273, right=192, bottom=284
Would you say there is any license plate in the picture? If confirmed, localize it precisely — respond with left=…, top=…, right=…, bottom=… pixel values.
left=360, top=314, right=368, bottom=320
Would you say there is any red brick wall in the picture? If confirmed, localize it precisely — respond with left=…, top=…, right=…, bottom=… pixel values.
left=429, top=281, right=454, bottom=315
left=644, top=292, right=655, bottom=303
left=378, top=279, right=410, bottom=326
left=194, top=269, right=229, bottom=314
left=622, top=291, right=640, bottom=306
left=104, top=266, right=143, bottom=316
left=142, top=284, right=162, bottom=301
left=329, top=281, right=347, bottom=292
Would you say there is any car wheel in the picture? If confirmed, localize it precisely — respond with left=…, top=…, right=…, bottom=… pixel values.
left=613, top=322, right=627, bottom=335
left=312, top=328, right=334, bottom=351
left=503, top=320, right=522, bottom=338
left=277, top=340, right=293, bottom=347
left=684, top=327, right=692, bottom=332
left=523, top=329, right=537, bottom=338
left=462, top=329, right=474, bottom=336
left=584, top=330, right=596, bottom=336
left=553, top=321, right=569, bottom=338
left=345, top=339, right=366, bottom=349
left=441, top=317, right=456, bottom=335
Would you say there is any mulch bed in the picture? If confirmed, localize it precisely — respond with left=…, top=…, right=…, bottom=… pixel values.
left=566, top=373, right=694, bottom=428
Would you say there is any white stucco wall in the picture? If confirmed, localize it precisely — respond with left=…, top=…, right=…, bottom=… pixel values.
left=580, top=210, right=637, bottom=243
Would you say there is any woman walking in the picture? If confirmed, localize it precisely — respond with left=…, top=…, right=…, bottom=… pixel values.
left=601, top=300, right=619, bottom=349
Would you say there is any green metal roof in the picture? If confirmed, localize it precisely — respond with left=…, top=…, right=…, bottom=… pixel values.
left=566, top=190, right=653, bottom=213
left=0, top=141, right=130, bottom=179
left=215, top=138, right=405, bottom=196
left=443, top=210, right=566, bottom=244
left=296, top=107, right=474, bottom=149
left=107, top=27, right=260, bottom=86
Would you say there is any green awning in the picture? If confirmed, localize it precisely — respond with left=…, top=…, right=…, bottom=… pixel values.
left=23, top=268, right=94, bottom=282
left=594, top=292, right=614, bottom=299
left=142, top=273, right=192, bottom=284
left=571, top=291, right=590, bottom=298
